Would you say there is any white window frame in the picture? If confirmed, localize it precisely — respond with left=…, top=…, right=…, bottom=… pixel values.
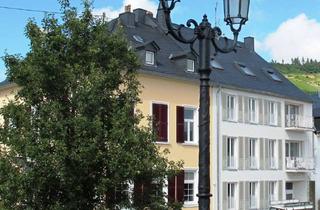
left=145, top=51, right=155, bottom=65
left=249, top=138, right=258, bottom=169
left=285, top=141, right=302, bottom=158
left=183, top=169, right=198, bottom=206
left=269, top=140, right=277, bottom=169
left=227, top=95, right=237, bottom=121
left=184, top=108, right=196, bottom=144
left=269, top=181, right=277, bottom=202
left=227, top=137, right=237, bottom=169
left=285, top=104, right=300, bottom=127
left=249, top=98, right=258, bottom=123
left=268, top=101, right=278, bottom=126
left=249, top=182, right=258, bottom=209
left=227, top=183, right=237, bottom=210
left=187, top=59, right=195, bottom=72
left=285, top=182, right=294, bottom=200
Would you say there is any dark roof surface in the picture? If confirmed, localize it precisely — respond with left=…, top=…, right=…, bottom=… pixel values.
left=311, top=94, right=320, bottom=117
left=0, top=79, right=10, bottom=87
left=112, top=7, right=312, bottom=103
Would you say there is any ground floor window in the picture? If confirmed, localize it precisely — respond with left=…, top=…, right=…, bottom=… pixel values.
left=286, top=182, right=294, bottom=200
left=184, top=171, right=196, bottom=203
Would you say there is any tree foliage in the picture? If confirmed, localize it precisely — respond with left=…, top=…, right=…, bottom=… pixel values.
left=0, top=1, right=182, bottom=209
left=273, top=57, right=320, bottom=73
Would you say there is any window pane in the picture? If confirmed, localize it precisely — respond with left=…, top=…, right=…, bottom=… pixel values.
left=190, top=122, right=194, bottom=142
left=184, top=109, right=194, bottom=119
left=286, top=182, right=293, bottom=190
left=146, top=51, right=154, bottom=64
left=290, top=142, right=300, bottom=157
left=185, top=172, right=194, bottom=180
left=184, top=171, right=195, bottom=202
left=227, top=95, right=235, bottom=120
left=184, top=122, right=188, bottom=141
left=187, top=59, right=195, bottom=71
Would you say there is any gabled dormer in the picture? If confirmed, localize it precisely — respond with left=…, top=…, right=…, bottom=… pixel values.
left=169, top=51, right=198, bottom=73
left=135, top=40, right=160, bottom=66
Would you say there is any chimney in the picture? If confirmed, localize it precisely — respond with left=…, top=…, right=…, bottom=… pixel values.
left=156, top=2, right=168, bottom=32
left=133, top=9, right=147, bottom=23
left=244, top=37, right=255, bottom=52
left=125, top=4, right=131, bottom=13
left=119, top=12, right=135, bottom=28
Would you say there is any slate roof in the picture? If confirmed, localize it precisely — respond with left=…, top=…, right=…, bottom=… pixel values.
left=311, top=93, right=320, bottom=118
left=109, top=6, right=312, bottom=103
left=0, top=79, right=11, bottom=87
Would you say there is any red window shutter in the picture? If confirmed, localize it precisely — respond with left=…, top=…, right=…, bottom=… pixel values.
left=176, top=170, right=185, bottom=202
left=168, top=170, right=185, bottom=203
left=168, top=176, right=176, bottom=203
left=152, top=103, right=161, bottom=141
left=176, top=106, right=184, bottom=143
left=153, top=103, right=168, bottom=142
left=159, top=104, right=168, bottom=142
left=133, top=181, right=144, bottom=203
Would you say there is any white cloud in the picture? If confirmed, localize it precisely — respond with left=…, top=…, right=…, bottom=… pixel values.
left=93, top=0, right=158, bottom=19
left=258, top=14, right=320, bottom=63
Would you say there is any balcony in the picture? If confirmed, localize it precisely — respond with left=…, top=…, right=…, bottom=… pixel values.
left=285, top=157, right=314, bottom=172
left=285, top=115, right=314, bottom=131
left=270, top=200, right=313, bottom=210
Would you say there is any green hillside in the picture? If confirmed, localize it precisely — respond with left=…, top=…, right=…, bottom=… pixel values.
left=272, top=60, right=320, bottom=93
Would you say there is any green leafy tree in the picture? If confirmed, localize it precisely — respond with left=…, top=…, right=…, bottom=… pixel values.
left=0, top=1, right=182, bottom=209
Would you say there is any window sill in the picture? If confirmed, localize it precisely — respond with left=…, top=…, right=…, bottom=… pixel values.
left=182, top=142, right=198, bottom=147
left=184, top=203, right=198, bottom=208
left=225, top=168, right=238, bottom=171
left=155, top=142, right=169, bottom=145
left=269, top=167, right=278, bottom=170
left=225, top=119, right=238, bottom=123
left=144, top=63, right=157, bottom=67
left=268, top=123, right=279, bottom=127
left=249, top=168, right=259, bottom=170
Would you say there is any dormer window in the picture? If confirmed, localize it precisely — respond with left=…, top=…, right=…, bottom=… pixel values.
left=210, top=59, right=224, bottom=70
left=265, top=68, right=282, bottom=82
left=145, top=51, right=155, bottom=65
left=133, top=35, right=144, bottom=43
left=235, top=62, right=255, bottom=76
left=187, top=59, right=195, bottom=72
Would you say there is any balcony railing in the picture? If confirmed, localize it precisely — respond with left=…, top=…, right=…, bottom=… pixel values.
left=270, top=200, right=313, bottom=210
left=285, top=114, right=313, bottom=130
left=285, top=157, right=314, bottom=171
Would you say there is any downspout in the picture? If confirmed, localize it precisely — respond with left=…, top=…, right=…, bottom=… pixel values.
left=216, top=85, right=222, bottom=210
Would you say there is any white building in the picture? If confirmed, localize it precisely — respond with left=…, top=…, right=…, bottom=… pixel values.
left=209, top=38, right=315, bottom=210
left=213, top=88, right=315, bottom=210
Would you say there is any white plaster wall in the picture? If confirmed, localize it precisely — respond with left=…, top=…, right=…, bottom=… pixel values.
left=294, top=181, right=308, bottom=201
left=212, top=87, right=314, bottom=210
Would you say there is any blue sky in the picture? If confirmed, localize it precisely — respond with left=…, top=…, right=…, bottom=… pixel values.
left=0, top=0, right=320, bottom=81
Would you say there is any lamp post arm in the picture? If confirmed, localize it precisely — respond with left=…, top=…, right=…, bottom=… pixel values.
left=161, top=0, right=198, bottom=44
left=211, top=26, right=239, bottom=54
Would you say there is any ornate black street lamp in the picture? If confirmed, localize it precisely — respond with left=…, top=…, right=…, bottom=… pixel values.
left=159, top=1, right=250, bottom=210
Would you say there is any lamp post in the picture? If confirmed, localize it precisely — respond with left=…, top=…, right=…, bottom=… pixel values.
left=159, top=1, right=250, bottom=210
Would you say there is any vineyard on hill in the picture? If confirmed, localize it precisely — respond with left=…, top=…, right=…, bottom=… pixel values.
left=272, top=58, right=320, bottom=93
